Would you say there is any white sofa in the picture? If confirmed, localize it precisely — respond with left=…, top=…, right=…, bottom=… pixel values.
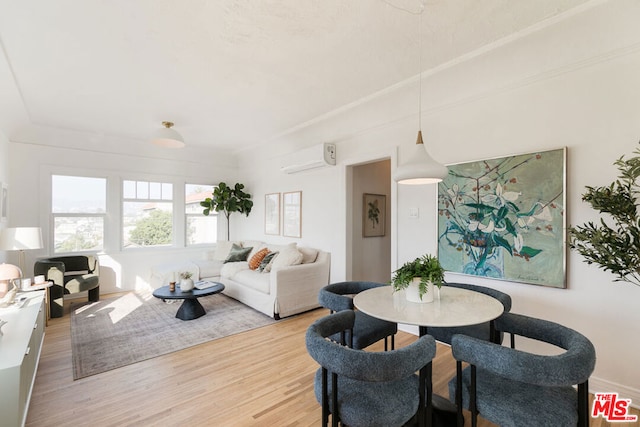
left=150, top=241, right=331, bottom=319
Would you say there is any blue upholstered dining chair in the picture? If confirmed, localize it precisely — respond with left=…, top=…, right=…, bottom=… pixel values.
left=318, top=281, right=397, bottom=350
left=449, top=312, right=596, bottom=427
left=424, top=282, right=511, bottom=345
left=306, top=310, right=437, bottom=427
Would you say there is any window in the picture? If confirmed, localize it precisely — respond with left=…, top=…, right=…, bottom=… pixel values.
left=122, top=180, right=173, bottom=248
left=52, top=175, right=106, bottom=253
left=185, top=184, right=216, bottom=245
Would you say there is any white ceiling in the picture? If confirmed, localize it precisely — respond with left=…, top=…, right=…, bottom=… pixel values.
left=0, top=0, right=593, bottom=153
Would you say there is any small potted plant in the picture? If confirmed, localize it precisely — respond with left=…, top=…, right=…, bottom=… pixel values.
left=179, top=271, right=194, bottom=292
left=391, top=254, right=445, bottom=303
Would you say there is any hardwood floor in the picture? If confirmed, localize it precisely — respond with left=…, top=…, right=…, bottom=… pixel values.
left=27, top=294, right=637, bottom=427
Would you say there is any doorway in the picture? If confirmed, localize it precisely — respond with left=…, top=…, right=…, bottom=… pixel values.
left=347, top=158, right=391, bottom=283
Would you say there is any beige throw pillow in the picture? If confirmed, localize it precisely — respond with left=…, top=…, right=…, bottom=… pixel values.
left=271, top=245, right=303, bottom=269
left=299, top=247, right=319, bottom=264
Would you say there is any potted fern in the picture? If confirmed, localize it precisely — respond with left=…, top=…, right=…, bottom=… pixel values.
left=391, top=254, right=445, bottom=303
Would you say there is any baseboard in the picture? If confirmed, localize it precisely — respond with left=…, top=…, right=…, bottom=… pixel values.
left=589, top=376, right=640, bottom=409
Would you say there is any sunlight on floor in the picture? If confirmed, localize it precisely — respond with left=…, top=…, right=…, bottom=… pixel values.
left=74, top=293, right=144, bottom=324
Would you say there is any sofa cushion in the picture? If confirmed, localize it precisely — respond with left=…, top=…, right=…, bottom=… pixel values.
left=221, top=261, right=249, bottom=278
left=225, top=243, right=253, bottom=263
left=214, top=241, right=238, bottom=261
left=299, top=247, right=319, bottom=264
left=231, top=269, right=271, bottom=294
left=267, top=242, right=297, bottom=253
left=243, top=241, right=266, bottom=259
left=193, top=259, right=223, bottom=278
left=248, top=248, right=269, bottom=270
left=272, top=245, right=303, bottom=269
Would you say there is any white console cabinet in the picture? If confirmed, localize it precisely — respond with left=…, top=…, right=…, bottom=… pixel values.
left=0, top=292, right=46, bottom=427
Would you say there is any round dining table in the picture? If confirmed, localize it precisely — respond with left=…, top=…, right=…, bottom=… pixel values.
left=353, top=285, right=505, bottom=335
left=353, top=284, right=506, bottom=427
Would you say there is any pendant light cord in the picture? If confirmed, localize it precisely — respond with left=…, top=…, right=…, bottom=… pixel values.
left=418, top=9, right=423, bottom=132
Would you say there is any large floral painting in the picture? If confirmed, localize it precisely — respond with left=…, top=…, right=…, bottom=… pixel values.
left=438, top=148, right=566, bottom=288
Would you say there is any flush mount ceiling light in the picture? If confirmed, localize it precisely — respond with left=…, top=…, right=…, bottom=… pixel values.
left=393, top=1, right=448, bottom=185
left=151, top=121, right=185, bottom=148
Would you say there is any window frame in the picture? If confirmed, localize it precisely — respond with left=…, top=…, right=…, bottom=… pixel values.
left=121, top=179, right=175, bottom=250
left=50, top=173, right=108, bottom=255
left=185, top=183, right=217, bottom=246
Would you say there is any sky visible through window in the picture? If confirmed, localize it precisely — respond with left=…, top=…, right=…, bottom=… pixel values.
left=52, top=175, right=106, bottom=212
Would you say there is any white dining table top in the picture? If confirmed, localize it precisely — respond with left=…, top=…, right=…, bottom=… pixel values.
left=353, top=285, right=504, bottom=328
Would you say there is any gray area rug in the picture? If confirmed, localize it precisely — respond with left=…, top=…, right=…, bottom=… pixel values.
left=70, top=292, right=276, bottom=380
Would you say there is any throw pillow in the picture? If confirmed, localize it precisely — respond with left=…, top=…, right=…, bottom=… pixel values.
left=299, top=247, right=319, bottom=264
left=258, top=251, right=279, bottom=272
left=248, top=248, right=269, bottom=270
left=224, top=243, right=253, bottom=263
left=272, top=245, right=303, bottom=269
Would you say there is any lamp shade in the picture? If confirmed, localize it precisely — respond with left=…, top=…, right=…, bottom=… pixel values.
left=0, top=227, right=43, bottom=250
left=151, top=121, right=185, bottom=148
left=393, top=133, right=448, bottom=185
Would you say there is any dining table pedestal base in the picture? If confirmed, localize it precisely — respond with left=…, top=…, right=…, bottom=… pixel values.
left=431, top=394, right=459, bottom=426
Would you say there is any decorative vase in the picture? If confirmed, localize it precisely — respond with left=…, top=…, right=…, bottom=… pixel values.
left=463, top=246, right=504, bottom=278
left=180, top=278, right=194, bottom=292
left=405, top=278, right=434, bottom=303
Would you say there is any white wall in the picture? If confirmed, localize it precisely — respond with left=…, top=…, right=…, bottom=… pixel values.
left=0, top=130, right=8, bottom=264
left=7, top=127, right=239, bottom=293
left=2, top=0, right=638, bottom=405
left=235, top=0, right=640, bottom=403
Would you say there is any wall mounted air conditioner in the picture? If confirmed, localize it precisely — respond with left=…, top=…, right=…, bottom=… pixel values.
left=280, top=142, right=336, bottom=174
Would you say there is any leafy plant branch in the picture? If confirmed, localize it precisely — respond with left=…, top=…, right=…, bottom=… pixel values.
left=200, top=182, right=253, bottom=240
left=569, top=143, right=640, bottom=286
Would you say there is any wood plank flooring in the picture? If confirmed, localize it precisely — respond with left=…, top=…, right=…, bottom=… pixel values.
left=26, top=294, right=638, bottom=427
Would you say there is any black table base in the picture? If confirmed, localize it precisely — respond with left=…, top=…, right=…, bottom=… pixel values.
left=432, top=394, right=459, bottom=427
left=175, top=298, right=206, bottom=320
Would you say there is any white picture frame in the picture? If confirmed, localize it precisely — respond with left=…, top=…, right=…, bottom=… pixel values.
left=283, top=191, right=302, bottom=238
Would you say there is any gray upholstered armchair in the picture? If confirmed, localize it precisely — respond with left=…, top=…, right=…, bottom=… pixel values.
left=318, top=281, right=397, bottom=350
left=34, top=255, right=100, bottom=318
left=449, top=312, right=596, bottom=427
left=425, top=282, right=511, bottom=345
left=306, top=310, right=437, bottom=427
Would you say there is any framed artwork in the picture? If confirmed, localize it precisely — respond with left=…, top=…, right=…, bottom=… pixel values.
left=437, top=147, right=566, bottom=288
left=265, top=193, right=280, bottom=235
left=363, top=193, right=386, bottom=237
left=1, top=183, right=7, bottom=222
left=283, top=191, right=302, bottom=238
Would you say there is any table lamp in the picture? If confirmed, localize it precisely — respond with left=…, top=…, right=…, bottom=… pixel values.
left=0, top=227, right=43, bottom=277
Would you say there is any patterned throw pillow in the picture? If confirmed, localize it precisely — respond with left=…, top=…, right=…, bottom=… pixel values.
left=224, top=243, right=253, bottom=263
left=258, top=251, right=279, bottom=273
left=248, top=248, right=269, bottom=270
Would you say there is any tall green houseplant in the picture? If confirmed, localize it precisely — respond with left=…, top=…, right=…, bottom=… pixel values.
left=200, top=182, right=253, bottom=240
left=569, top=143, right=640, bottom=286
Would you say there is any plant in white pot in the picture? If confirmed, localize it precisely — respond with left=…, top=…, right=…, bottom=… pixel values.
left=391, top=254, right=445, bottom=303
left=179, top=271, right=194, bottom=292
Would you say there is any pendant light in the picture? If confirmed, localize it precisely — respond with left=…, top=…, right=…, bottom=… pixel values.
left=151, top=121, right=185, bottom=148
left=393, top=3, right=448, bottom=185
